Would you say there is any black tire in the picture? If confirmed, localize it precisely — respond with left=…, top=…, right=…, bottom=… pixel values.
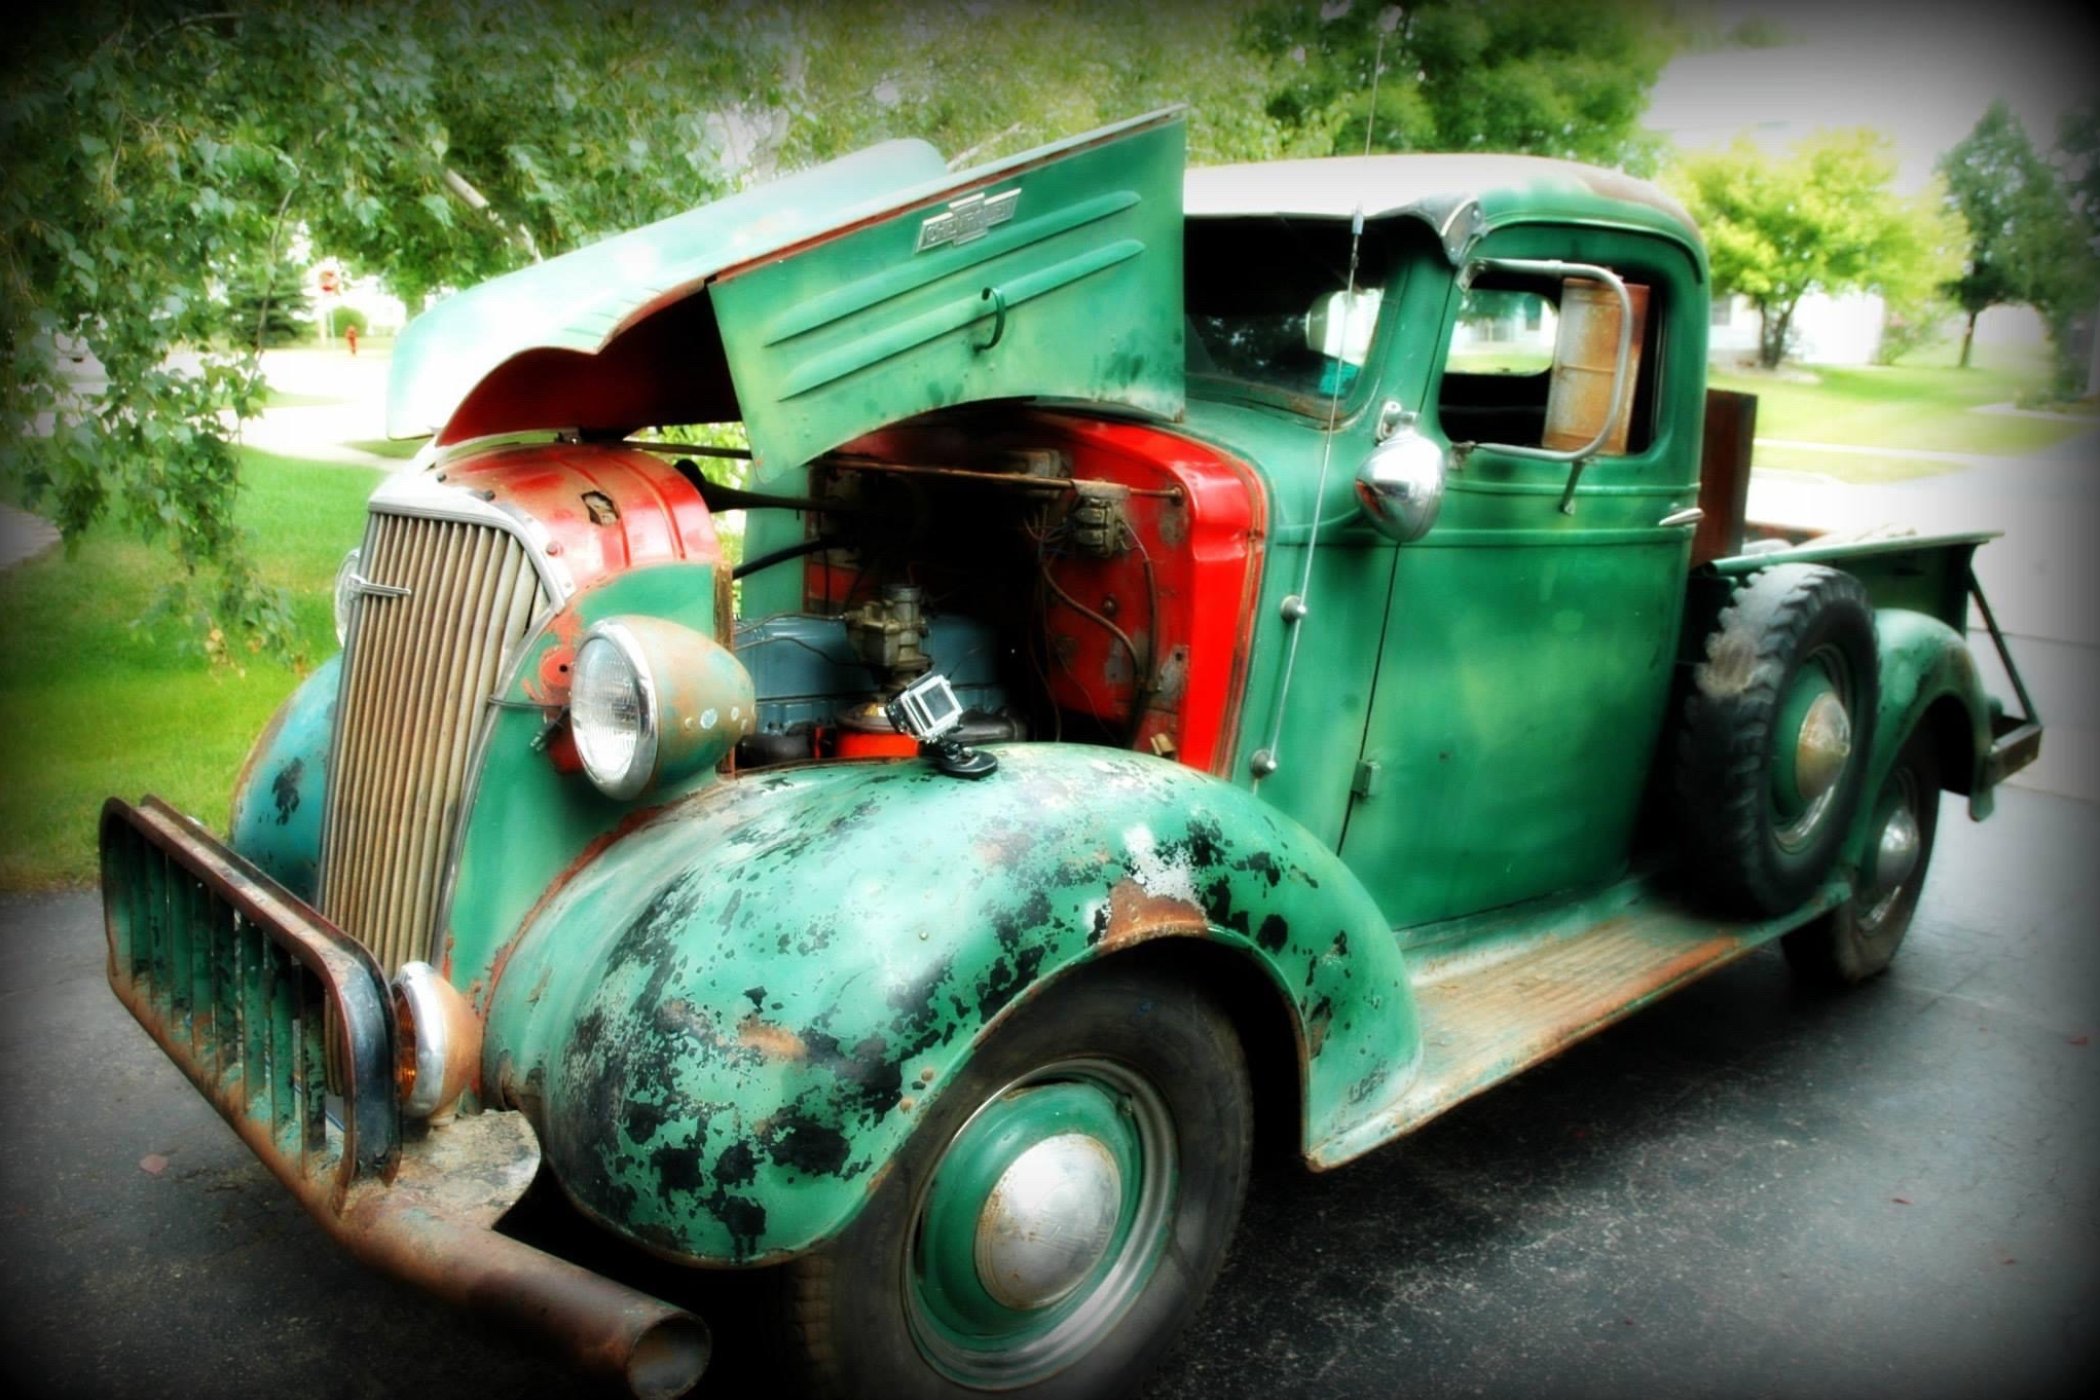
left=1783, top=731, right=1941, bottom=986
left=1676, top=563, right=1879, bottom=917
left=780, top=961, right=1253, bottom=1400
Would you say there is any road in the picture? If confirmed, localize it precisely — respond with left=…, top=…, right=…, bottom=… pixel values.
left=2, top=783, right=2094, bottom=1400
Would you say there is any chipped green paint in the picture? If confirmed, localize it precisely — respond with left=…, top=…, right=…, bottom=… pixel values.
left=442, top=563, right=727, bottom=996
left=228, top=654, right=339, bottom=903
left=389, top=110, right=1185, bottom=470
left=480, top=745, right=1417, bottom=1263
left=1854, top=608, right=1995, bottom=830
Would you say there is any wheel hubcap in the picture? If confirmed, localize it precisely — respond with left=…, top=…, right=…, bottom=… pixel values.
left=975, top=1132, right=1124, bottom=1310
left=1873, top=803, right=1921, bottom=894
left=1794, top=691, right=1853, bottom=802
left=1772, top=653, right=1855, bottom=849
left=907, top=1059, right=1176, bottom=1387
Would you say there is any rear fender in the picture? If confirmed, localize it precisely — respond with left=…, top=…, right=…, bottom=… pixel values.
left=480, top=746, right=1418, bottom=1264
left=1851, top=608, right=1994, bottom=859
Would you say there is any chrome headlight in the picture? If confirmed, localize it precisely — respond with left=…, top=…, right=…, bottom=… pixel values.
left=333, top=548, right=362, bottom=646
left=570, top=617, right=755, bottom=800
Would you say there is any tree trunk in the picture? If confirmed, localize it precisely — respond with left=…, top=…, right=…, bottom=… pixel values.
left=1759, top=302, right=1793, bottom=369
left=1959, top=310, right=1977, bottom=369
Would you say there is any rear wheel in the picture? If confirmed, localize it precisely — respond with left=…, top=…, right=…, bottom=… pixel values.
left=1783, top=732, right=1941, bottom=986
left=1676, top=564, right=1879, bottom=917
left=782, top=962, right=1252, bottom=1400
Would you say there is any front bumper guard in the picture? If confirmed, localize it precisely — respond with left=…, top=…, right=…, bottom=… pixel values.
left=99, top=797, right=708, bottom=1399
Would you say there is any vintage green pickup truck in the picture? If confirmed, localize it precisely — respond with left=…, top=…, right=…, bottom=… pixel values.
left=102, top=110, right=2041, bottom=1399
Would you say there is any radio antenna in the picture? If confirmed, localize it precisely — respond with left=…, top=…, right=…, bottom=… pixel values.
left=1249, top=5, right=1400, bottom=790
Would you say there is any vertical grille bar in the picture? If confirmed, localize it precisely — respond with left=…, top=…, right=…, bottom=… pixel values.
left=319, top=511, right=547, bottom=973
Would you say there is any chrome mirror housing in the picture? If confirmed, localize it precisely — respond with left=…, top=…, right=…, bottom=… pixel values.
left=1354, top=412, right=1447, bottom=544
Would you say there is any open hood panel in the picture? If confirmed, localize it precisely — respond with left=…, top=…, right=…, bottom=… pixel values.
left=390, top=110, right=1186, bottom=471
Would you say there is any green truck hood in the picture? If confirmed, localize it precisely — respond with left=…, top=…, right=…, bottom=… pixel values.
left=389, top=110, right=1186, bottom=471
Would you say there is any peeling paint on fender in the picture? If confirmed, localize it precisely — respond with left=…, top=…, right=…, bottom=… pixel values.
left=482, top=745, right=1419, bottom=1264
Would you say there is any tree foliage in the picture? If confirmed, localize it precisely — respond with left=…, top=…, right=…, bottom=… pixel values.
left=2, top=0, right=1680, bottom=657
left=1668, top=130, right=1964, bottom=369
left=229, top=259, right=314, bottom=349
left=1243, top=0, right=1672, bottom=171
left=1937, top=101, right=2089, bottom=369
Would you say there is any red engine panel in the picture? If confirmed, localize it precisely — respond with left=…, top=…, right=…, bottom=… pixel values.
left=809, top=413, right=1267, bottom=776
left=434, top=442, right=723, bottom=712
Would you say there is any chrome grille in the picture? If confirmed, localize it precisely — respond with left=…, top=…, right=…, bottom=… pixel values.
left=319, top=510, right=546, bottom=973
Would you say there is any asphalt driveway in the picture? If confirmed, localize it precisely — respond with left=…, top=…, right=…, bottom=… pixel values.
left=2, top=784, right=2095, bottom=1400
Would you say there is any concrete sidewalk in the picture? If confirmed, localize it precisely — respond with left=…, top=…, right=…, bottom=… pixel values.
left=236, top=346, right=409, bottom=472
left=0, top=505, right=60, bottom=572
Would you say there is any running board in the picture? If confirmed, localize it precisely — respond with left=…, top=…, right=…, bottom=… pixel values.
left=1310, top=878, right=1845, bottom=1169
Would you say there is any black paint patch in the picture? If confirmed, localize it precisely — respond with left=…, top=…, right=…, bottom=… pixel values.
left=271, top=758, right=304, bottom=826
left=767, top=1114, right=851, bottom=1177
left=716, top=1195, right=768, bottom=1256
left=653, top=1144, right=706, bottom=1202
left=714, top=1141, right=757, bottom=1186
left=1235, top=848, right=1283, bottom=887
left=624, top=1099, right=669, bottom=1146
left=1256, top=912, right=1289, bottom=953
left=803, top=1029, right=905, bottom=1121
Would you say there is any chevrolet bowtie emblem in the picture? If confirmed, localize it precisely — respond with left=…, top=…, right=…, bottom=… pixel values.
left=915, top=188, right=1020, bottom=253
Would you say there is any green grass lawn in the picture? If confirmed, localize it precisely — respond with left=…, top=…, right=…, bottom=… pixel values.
left=1715, top=341, right=2090, bottom=483
left=0, top=450, right=377, bottom=888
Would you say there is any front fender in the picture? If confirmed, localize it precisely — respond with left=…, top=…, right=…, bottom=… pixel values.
left=482, top=745, right=1418, bottom=1264
left=227, top=655, right=341, bottom=902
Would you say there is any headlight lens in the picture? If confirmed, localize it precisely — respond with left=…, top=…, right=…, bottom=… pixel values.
left=567, top=616, right=755, bottom=801
left=332, top=548, right=362, bottom=646
left=571, top=623, right=657, bottom=800
left=392, top=961, right=479, bottom=1120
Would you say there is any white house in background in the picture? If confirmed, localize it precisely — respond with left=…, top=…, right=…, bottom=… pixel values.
left=1706, top=289, right=1887, bottom=367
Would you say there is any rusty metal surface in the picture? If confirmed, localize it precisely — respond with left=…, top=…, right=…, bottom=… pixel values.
left=99, top=799, right=710, bottom=1398
left=481, top=745, right=1418, bottom=1265
left=1543, top=279, right=1650, bottom=457
left=1312, top=872, right=1849, bottom=1169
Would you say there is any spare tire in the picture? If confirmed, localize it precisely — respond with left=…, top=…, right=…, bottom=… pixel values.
left=1675, top=563, right=1878, bottom=917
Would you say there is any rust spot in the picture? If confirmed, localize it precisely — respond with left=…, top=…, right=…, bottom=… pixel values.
left=1100, top=878, right=1207, bottom=951
left=737, top=1015, right=807, bottom=1061
left=1306, top=996, right=1335, bottom=1056
left=898, top=1096, right=916, bottom=1113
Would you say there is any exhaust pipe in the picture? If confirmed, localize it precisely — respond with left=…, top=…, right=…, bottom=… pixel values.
left=340, top=1197, right=711, bottom=1399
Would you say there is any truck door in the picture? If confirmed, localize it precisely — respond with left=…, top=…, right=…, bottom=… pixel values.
left=1338, top=228, right=1707, bottom=930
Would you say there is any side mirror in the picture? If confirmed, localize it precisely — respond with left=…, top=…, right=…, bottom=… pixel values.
left=1354, top=408, right=1446, bottom=544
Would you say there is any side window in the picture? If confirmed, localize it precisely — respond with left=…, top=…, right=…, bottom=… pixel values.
left=1438, top=273, right=1657, bottom=457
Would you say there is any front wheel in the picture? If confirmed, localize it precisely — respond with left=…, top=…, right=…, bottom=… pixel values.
left=1783, top=732, right=1942, bottom=986
left=780, top=962, right=1252, bottom=1400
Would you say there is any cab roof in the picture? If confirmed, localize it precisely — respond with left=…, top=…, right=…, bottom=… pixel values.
left=1184, top=153, right=1701, bottom=262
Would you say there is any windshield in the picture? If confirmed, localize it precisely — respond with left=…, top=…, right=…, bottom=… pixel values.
left=1183, top=216, right=1399, bottom=413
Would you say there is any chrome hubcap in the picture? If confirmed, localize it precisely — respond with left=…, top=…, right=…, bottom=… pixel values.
left=907, top=1059, right=1176, bottom=1388
left=1873, top=804, right=1921, bottom=898
left=1794, top=691, right=1853, bottom=803
left=974, top=1133, right=1123, bottom=1310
